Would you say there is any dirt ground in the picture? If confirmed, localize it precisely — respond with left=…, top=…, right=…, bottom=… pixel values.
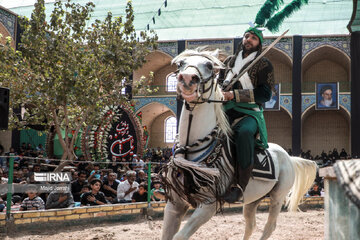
left=6, top=209, right=324, bottom=240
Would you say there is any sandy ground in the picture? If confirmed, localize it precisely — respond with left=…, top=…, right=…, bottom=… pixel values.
left=6, top=209, right=324, bottom=240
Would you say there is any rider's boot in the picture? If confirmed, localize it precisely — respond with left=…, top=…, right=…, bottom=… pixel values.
left=223, top=164, right=253, bottom=203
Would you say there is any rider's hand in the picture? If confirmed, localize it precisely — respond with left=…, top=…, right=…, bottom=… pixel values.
left=222, top=91, right=234, bottom=101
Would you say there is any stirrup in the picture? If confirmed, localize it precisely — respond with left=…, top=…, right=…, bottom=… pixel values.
left=223, top=184, right=244, bottom=203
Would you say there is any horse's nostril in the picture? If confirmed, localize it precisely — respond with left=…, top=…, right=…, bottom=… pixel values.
left=192, top=75, right=200, bottom=83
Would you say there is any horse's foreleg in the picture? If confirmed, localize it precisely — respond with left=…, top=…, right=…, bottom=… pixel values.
left=243, top=198, right=262, bottom=240
left=161, top=201, right=189, bottom=240
left=173, top=203, right=216, bottom=240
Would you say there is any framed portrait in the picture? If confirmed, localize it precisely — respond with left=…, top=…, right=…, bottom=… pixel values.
left=264, top=83, right=280, bottom=111
left=316, top=82, right=339, bottom=110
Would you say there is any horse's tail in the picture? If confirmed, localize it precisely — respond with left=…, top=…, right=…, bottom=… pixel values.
left=286, top=157, right=318, bottom=212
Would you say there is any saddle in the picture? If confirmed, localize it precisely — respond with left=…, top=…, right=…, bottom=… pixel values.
left=227, top=141, right=277, bottom=182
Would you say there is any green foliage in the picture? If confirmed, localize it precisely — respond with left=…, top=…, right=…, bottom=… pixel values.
left=0, top=0, right=157, bottom=160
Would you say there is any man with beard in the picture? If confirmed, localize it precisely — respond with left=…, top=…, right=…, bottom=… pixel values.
left=319, top=85, right=336, bottom=108
left=220, top=27, right=274, bottom=203
left=71, top=171, right=88, bottom=202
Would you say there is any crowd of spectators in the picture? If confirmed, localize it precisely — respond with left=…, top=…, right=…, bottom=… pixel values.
left=287, top=148, right=351, bottom=198
left=288, top=148, right=350, bottom=167
left=0, top=143, right=171, bottom=213
left=1, top=143, right=350, bottom=212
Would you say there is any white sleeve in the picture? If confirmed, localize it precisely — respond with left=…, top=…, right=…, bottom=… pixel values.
left=117, top=182, right=126, bottom=200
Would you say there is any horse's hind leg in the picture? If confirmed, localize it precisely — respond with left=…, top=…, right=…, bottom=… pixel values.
left=243, top=198, right=262, bottom=240
left=259, top=196, right=285, bottom=240
left=173, top=202, right=217, bottom=240
left=162, top=201, right=189, bottom=240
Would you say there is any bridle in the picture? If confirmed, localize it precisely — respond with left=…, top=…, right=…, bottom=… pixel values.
left=177, top=64, right=226, bottom=112
left=176, top=61, right=226, bottom=158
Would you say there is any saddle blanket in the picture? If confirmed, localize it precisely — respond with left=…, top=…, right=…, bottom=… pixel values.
left=252, top=149, right=277, bottom=181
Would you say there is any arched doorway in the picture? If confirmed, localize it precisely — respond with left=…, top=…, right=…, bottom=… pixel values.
left=302, top=45, right=350, bottom=93
left=133, top=50, right=177, bottom=95
left=302, top=106, right=350, bottom=157
left=265, top=47, right=292, bottom=93
left=264, top=108, right=292, bottom=151
left=136, top=102, right=176, bottom=148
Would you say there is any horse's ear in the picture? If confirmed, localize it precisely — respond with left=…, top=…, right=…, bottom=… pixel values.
left=210, top=49, right=220, bottom=58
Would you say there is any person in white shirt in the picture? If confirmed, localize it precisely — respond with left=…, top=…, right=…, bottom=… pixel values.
left=117, top=170, right=139, bottom=203
left=132, top=155, right=145, bottom=172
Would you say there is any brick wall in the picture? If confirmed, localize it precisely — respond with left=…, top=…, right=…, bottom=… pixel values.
left=0, top=197, right=324, bottom=233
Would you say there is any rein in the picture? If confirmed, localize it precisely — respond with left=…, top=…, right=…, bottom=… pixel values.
left=178, top=64, right=226, bottom=159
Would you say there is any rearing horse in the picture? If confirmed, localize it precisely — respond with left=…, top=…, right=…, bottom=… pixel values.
left=161, top=49, right=317, bottom=240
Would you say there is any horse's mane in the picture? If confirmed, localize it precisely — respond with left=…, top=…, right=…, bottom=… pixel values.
left=173, top=48, right=232, bottom=137
left=213, top=80, right=232, bottom=138
left=172, top=48, right=224, bottom=69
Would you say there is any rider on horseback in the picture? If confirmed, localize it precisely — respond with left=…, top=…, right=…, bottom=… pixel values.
left=220, top=27, right=274, bottom=203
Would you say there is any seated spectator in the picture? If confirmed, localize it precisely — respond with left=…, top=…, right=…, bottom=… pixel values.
left=132, top=155, right=145, bottom=172
left=109, top=156, right=119, bottom=173
left=71, top=171, right=88, bottom=202
left=81, top=179, right=107, bottom=206
left=132, top=184, right=148, bottom=203
left=136, top=170, right=147, bottom=185
left=101, top=172, right=120, bottom=203
left=46, top=183, right=75, bottom=209
left=36, top=144, right=45, bottom=155
left=3, top=195, right=22, bottom=212
left=80, top=185, right=91, bottom=199
left=308, top=183, right=321, bottom=196
left=88, top=164, right=101, bottom=181
left=340, top=148, right=348, bottom=159
left=0, top=198, right=4, bottom=212
left=0, top=145, right=5, bottom=168
left=150, top=180, right=165, bottom=201
left=20, top=185, right=45, bottom=211
left=32, top=164, right=41, bottom=173
left=71, top=170, right=78, bottom=182
left=74, top=155, right=89, bottom=172
left=117, top=170, right=138, bottom=203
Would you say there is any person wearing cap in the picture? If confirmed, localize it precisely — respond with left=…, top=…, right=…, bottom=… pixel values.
left=219, top=26, right=274, bottom=203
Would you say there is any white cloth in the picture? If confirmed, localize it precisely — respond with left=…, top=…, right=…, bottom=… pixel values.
left=117, top=180, right=139, bottom=201
left=224, top=50, right=257, bottom=90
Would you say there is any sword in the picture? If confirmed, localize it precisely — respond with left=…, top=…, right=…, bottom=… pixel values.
left=224, top=29, right=289, bottom=91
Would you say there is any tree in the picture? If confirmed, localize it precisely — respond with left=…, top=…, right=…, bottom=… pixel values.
left=0, top=0, right=157, bottom=170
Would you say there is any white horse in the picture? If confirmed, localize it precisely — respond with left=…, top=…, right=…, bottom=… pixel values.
left=160, top=49, right=317, bottom=240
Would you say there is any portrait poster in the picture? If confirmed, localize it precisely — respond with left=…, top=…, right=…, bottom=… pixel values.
left=264, top=83, right=280, bottom=111
left=316, top=82, right=339, bottom=110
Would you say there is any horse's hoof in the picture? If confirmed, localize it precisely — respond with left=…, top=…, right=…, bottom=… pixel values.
left=222, top=187, right=243, bottom=203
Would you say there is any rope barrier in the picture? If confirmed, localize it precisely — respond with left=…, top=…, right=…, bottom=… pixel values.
left=0, top=155, right=167, bottom=165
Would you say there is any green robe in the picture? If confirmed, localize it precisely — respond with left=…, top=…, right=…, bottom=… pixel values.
left=220, top=50, right=274, bottom=170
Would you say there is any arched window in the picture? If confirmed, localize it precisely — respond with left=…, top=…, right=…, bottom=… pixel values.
left=165, top=116, right=177, bottom=143
left=166, top=73, right=177, bottom=92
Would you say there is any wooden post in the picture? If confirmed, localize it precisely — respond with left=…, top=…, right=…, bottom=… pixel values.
left=319, top=166, right=360, bottom=240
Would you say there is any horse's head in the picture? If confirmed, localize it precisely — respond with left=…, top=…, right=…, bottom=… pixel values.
left=172, top=49, right=224, bottom=103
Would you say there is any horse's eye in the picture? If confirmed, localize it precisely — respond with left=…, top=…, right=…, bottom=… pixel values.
left=177, top=60, right=185, bottom=69
left=206, top=62, right=213, bottom=70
